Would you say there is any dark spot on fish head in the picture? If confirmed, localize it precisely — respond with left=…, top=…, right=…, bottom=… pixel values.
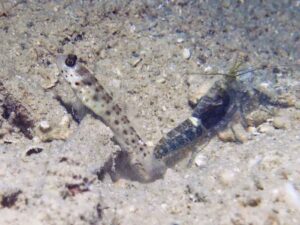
left=123, top=130, right=128, bottom=135
left=65, top=54, right=77, bottom=67
left=105, top=111, right=111, bottom=115
left=114, top=120, right=119, bottom=125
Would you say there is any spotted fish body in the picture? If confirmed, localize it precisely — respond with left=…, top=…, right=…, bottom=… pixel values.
left=56, top=54, right=165, bottom=182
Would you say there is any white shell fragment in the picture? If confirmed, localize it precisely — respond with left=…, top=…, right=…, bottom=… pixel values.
left=182, top=48, right=191, bottom=59
left=194, top=154, right=207, bottom=168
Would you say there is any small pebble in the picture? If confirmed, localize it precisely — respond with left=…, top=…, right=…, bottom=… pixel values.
left=257, top=123, right=275, bottom=134
left=156, top=78, right=166, bottom=84
left=232, top=123, right=248, bottom=143
left=283, top=182, right=300, bottom=210
left=218, top=128, right=235, bottom=142
left=248, top=155, right=263, bottom=169
left=247, top=126, right=260, bottom=136
left=203, top=66, right=213, bottom=72
left=109, top=79, right=121, bottom=89
left=278, top=94, right=296, bottom=106
left=246, top=110, right=270, bottom=127
left=130, top=57, right=142, bottom=67
left=219, top=170, right=236, bottom=186
left=161, top=203, right=168, bottom=210
left=188, top=80, right=215, bottom=106
left=177, top=38, right=184, bottom=43
left=39, top=120, right=51, bottom=132
left=146, top=141, right=154, bottom=147
left=60, top=115, right=70, bottom=126
left=128, top=205, right=136, bottom=212
left=194, top=154, right=207, bottom=168
left=182, top=48, right=191, bottom=59
left=272, top=116, right=289, bottom=129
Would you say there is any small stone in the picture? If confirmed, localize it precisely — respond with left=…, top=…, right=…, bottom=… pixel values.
left=248, top=155, right=263, bottom=169
left=129, top=205, right=136, bottom=212
left=247, top=126, right=259, bottom=136
left=60, top=115, right=71, bottom=126
left=188, top=79, right=215, bottom=106
left=257, top=123, right=275, bottom=134
left=272, top=116, right=289, bottom=129
left=146, top=141, right=154, bottom=147
left=130, top=57, right=142, bottom=67
left=177, top=38, right=184, bottom=43
left=182, top=48, right=191, bottom=59
left=156, top=78, right=166, bottom=84
left=218, top=128, right=235, bottom=142
left=264, top=214, right=280, bottom=225
left=161, top=203, right=168, bottom=210
left=232, top=123, right=248, bottom=143
left=194, top=154, right=207, bottom=168
left=219, top=170, right=236, bottom=186
left=37, top=116, right=71, bottom=142
left=278, top=94, right=296, bottom=107
left=109, top=79, right=121, bottom=89
left=203, top=66, right=213, bottom=72
left=39, top=120, right=51, bottom=132
left=246, top=110, right=270, bottom=127
left=100, top=49, right=106, bottom=59
left=283, top=182, right=300, bottom=210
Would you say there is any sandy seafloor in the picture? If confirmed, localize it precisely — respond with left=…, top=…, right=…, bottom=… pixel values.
left=0, top=0, right=300, bottom=224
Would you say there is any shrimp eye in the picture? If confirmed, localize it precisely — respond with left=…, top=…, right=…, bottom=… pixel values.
left=65, top=54, right=77, bottom=67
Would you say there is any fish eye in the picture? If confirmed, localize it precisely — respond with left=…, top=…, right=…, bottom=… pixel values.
left=65, top=54, right=77, bottom=67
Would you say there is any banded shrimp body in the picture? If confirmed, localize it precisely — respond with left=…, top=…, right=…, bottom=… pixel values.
left=153, top=59, right=296, bottom=165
